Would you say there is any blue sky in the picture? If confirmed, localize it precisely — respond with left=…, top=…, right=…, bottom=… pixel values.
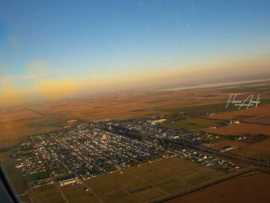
left=1, top=0, right=270, bottom=103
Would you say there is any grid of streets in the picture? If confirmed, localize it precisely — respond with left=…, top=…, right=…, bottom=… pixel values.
left=13, top=119, right=241, bottom=187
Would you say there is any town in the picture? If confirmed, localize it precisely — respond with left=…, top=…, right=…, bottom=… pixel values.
left=12, top=117, right=243, bottom=188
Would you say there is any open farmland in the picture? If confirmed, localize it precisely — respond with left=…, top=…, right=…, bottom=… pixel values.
left=0, top=88, right=227, bottom=150
left=26, top=157, right=225, bottom=203
left=2, top=80, right=270, bottom=203
left=163, top=117, right=225, bottom=132
left=29, top=184, right=65, bottom=203
left=204, top=104, right=270, bottom=159
left=1, top=79, right=270, bottom=150
left=205, top=140, right=246, bottom=151
left=208, top=104, right=270, bottom=124
left=206, top=123, right=270, bottom=136
left=0, top=107, right=65, bottom=150
left=235, top=139, right=270, bottom=159
left=167, top=170, right=270, bottom=203
left=0, top=118, right=64, bottom=150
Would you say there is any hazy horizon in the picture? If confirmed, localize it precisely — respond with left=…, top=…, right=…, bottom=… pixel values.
left=1, top=0, right=270, bottom=106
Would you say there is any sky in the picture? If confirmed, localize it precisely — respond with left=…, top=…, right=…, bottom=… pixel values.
left=1, top=0, right=270, bottom=105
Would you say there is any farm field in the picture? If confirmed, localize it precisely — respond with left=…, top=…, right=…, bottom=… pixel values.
left=206, top=123, right=270, bottom=136
left=29, top=184, right=65, bottom=203
left=1, top=80, right=270, bottom=150
left=26, top=157, right=225, bottom=203
left=208, top=104, right=270, bottom=123
left=163, top=117, right=225, bottom=132
left=1, top=80, right=270, bottom=203
left=167, top=170, right=270, bottom=203
left=204, top=104, right=270, bottom=159
left=0, top=88, right=226, bottom=150
left=235, top=139, right=270, bottom=159
left=2, top=2, right=270, bottom=202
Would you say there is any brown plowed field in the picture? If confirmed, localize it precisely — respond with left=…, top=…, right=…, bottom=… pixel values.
left=167, top=171, right=270, bottom=203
